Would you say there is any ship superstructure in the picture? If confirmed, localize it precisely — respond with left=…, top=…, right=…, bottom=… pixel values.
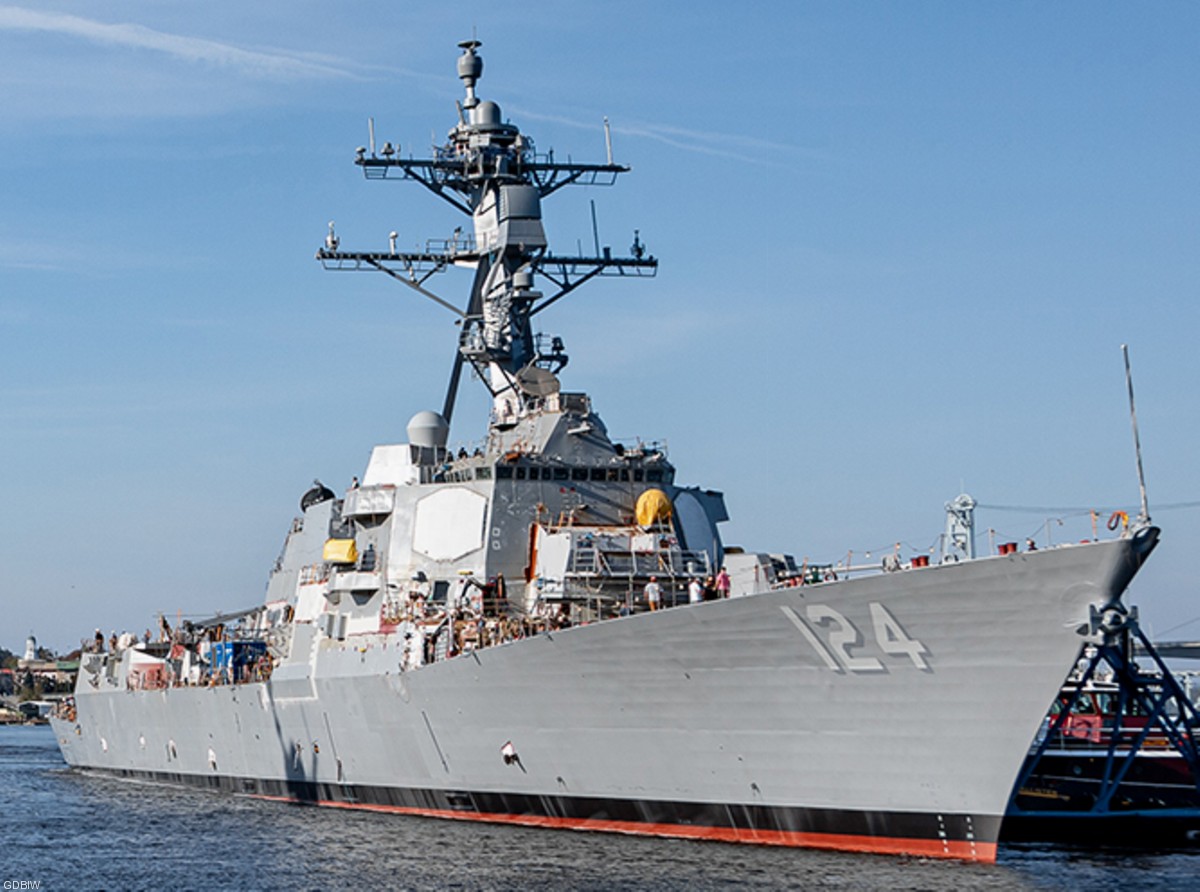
left=52, top=42, right=1160, bottom=863
left=311, top=39, right=719, bottom=618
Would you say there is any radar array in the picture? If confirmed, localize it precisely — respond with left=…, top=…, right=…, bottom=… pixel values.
left=317, top=40, right=656, bottom=424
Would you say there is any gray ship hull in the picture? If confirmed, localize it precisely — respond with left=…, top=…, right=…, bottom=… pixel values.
left=52, top=531, right=1155, bottom=862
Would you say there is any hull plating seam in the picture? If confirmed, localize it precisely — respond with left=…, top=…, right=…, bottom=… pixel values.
left=81, top=765, right=999, bottom=862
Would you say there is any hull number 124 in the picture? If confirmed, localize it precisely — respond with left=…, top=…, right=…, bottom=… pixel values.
left=781, top=602, right=930, bottom=672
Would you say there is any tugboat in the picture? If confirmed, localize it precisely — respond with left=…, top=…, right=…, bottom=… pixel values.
left=52, top=40, right=1159, bottom=863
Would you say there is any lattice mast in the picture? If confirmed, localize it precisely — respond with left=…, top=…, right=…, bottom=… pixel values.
left=317, top=40, right=657, bottom=426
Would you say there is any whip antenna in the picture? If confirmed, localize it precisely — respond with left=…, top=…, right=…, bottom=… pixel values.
left=1122, top=344, right=1150, bottom=527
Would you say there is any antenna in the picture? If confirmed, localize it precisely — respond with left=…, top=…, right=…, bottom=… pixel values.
left=603, top=117, right=613, bottom=165
left=590, top=200, right=600, bottom=255
left=1122, top=344, right=1151, bottom=527
left=368, top=117, right=377, bottom=156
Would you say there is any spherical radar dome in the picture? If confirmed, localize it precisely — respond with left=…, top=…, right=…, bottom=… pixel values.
left=407, top=410, right=450, bottom=450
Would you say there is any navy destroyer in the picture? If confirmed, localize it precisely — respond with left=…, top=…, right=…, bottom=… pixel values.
left=52, top=41, right=1160, bottom=862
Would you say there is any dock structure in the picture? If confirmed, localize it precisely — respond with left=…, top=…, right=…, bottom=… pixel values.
left=1005, top=610, right=1200, bottom=846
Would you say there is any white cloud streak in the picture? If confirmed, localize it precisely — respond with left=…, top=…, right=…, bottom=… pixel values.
left=509, top=104, right=831, bottom=168
left=0, top=6, right=353, bottom=81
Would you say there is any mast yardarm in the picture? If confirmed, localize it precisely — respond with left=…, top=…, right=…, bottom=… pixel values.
left=316, top=40, right=657, bottom=425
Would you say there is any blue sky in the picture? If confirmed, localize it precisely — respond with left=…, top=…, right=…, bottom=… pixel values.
left=2, top=2, right=1198, bottom=653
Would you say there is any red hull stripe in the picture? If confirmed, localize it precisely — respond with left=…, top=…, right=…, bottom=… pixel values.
left=254, top=794, right=997, bottom=862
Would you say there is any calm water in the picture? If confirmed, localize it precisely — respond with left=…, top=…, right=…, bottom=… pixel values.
left=5, top=725, right=1199, bottom=891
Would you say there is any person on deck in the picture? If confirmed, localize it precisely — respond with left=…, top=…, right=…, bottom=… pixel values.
left=716, top=567, right=731, bottom=599
left=644, top=576, right=661, bottom=611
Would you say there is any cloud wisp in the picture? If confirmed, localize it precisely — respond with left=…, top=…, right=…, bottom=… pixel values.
left=508, top=104, right=831, bottom=169
left=0, top=6, right=353, bottom=81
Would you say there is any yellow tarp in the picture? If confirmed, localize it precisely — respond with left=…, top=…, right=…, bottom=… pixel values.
left=323, top=538, right=358, bottom=564
left=635, top=488, right=673, bottom=527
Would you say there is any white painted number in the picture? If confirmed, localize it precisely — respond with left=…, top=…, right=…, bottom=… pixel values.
left=782, top=602, right=931, bottom=673
left=780, top=605, right=842, bottom=672
left=805, top=605, right=884, bottom=672
left=869, top=602, right=930, bottom=670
